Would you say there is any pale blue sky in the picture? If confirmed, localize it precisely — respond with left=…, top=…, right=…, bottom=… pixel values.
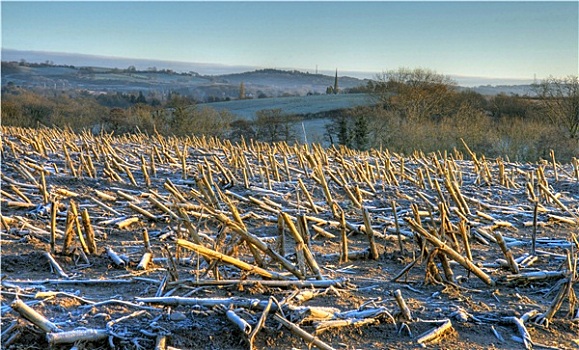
left=2, top=1, right=578, bottom=80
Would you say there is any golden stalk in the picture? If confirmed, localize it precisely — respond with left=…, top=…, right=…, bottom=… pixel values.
left=362, top=207, right=380, bottom=260
left=315, top=165, right=337, bottom=218
left=269, top=153, right=281, bottom=182
left=80, top=208, right=97, bottom=255
left=150, top=149, right=157, bottom=177
left=177, top=239, right=290, bottom=280
left=148, top=195, right=179, bottom=220
left=69, top=200, right=90, bottom=254
left=10, top=184, right=32, bottom=203
left=63, top=144, right=77, bottom=177
left=281, top=212, right=323, bottom=280
left=283, top=156, right=292, bottom=181
left=230, top=211, right=303, bottom=278
left=392, top=200, right=404, bottom=254
left=116, top=217, right=140, bottom=230
left=141, top=155, right=151, bottom=186
left=123, top=165, right=138, bottom=186
left=62, top=209, right=75, bottom=255
left=116, top=190, right=138, bottom=202
left=298, top=178, right=319, bottom=214
left=538, top=183, right=577, bottom=221
left=458, top=220, right=472, bottom=262
left=406, top=218, right=495, bottom=286
left=550, top=149, right=558, bottom=182
left=163, top=179, right=187, bottom=203
left=39, top=170, right=48, bottom=204
left=50, top=200, right=58, bottom=254
left=339, top=208, right=348, bottom=263
left=416, top=319, right=453, bottom=344
left=493, top=231, right=519, bottom=274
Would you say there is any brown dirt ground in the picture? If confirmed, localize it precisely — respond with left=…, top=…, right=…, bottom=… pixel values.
left=1, top=127, right=578, bottom=350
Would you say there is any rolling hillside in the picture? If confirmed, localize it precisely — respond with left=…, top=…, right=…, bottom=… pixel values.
left=1, top=61, right=369, bottom=99
left=204, top=93, right=375, bottom=120
left=202, top=93, right=376, bottom=143
left=217, top=69, right=369, bottom=96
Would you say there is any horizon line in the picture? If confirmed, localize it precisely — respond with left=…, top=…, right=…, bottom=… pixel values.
left=2, top=48, right=540, bottom=86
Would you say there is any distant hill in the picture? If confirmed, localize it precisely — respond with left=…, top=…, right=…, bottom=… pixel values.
left=2, top=49, right=538, bottom=97
left=216, top=69, right=369, bottom=96
left=1, top=48, right=257, bottom=76
left=1, top=61, right=369, bottom=100
left=459, top=84, right=537, bottom=96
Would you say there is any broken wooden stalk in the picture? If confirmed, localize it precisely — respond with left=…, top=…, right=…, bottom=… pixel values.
left=391, top=200, right=404, bottom=254
left=406, top=218, right=495, bottom=286
left=281, top=212, right=324, bottom=280
left=273, top=313, right=336, bottom=350
left=177, top=239, right=291, bottom=280
left=127, top=202, right=157, bottom=221
left=50, top=200, right=58, bottom=254
left=11, top=299, right=59, bottom=333
left=137, top=251, right=153, bottom=270
left=493, top=231, right=519, bottom=274
left=416, top=318, right=453, bottom=345
left=39, top=170, right=48, bottom=204
left=105, top=247, right=125, bottom=267
left=148, top=195, right=179, bottom=220
left=208, top=210, right=303, bottom=279
left=538, top=183, right=577, bottom=222
left=458, top=220, right=472, bottom=262
left=298, top=178, right=319, bottom=214
left=394, top=289, right=413, bottom=321
left=80, top=209, right=98, bottom=254
left=340, top=209, right=348, bottom=263
left=137, top=296, right=278, bottom=311
left=315, top=165, right=338, bottom=218
left=532, top=201, right=538, bottom=255
left=69, top=201, right=90, bottom=254
left=116, top=217, right=140, bottom=230
left=62, top=209, right=75, bottom=255
left=362, top=207, right=380, bottom=260
left=46, top=329, right=108, bottom=345
left=226, top=309, right=252, bottom=335
left=44, top=252, right=68, bottom=278
left=314, top=318, right=378, bottom=334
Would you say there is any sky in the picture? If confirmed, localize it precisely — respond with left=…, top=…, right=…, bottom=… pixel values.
left=2, top=1, right=578, bottom=81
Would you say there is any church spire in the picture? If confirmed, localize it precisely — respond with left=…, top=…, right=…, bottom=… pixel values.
left=333, top=69, right=339, bottom=94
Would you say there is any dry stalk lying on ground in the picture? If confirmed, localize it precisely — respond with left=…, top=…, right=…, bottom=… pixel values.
left=1, top=126, right=578, bottom=350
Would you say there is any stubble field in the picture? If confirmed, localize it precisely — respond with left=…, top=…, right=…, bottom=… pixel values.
left=1, top=126, right=578, bottom=350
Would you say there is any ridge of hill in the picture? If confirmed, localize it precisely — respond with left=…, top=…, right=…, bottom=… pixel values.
left=2, top=51, right=536, bottom=99
left=217, top=68, right=368, bottom=92
left=1, top=61, right=368, bottom=100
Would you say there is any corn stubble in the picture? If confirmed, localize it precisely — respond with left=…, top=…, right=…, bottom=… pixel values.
left=0, top=126, right=577, bottom=349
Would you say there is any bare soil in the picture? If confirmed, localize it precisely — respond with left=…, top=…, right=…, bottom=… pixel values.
left=1, top=127, right=578, bottom=350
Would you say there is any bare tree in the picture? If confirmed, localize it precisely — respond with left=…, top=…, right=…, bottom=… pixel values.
left=533, top=75, right=579, bottom=139
left=254, top=109, right=298, bottom=143
left=373, top=67, right=456, bottom=121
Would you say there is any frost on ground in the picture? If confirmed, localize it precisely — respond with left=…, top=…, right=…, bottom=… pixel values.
left=1, top=126, right=578, bottom=350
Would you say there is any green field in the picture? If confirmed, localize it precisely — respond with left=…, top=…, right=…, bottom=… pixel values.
left=205, top=93, right=375, bottom=120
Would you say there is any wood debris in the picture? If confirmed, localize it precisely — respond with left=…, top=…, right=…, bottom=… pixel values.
left=1, top=126, right=577, bottom=349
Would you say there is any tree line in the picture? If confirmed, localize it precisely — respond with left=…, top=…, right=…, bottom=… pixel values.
left=325, top=68, right=578, bottom=161
left=0, top=84, right=301, bottom=144
left=2, top=67, right=577, bottom=161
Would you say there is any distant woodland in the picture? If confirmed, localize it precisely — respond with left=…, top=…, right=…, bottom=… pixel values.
left=2, top=62, right=578, bottom=162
